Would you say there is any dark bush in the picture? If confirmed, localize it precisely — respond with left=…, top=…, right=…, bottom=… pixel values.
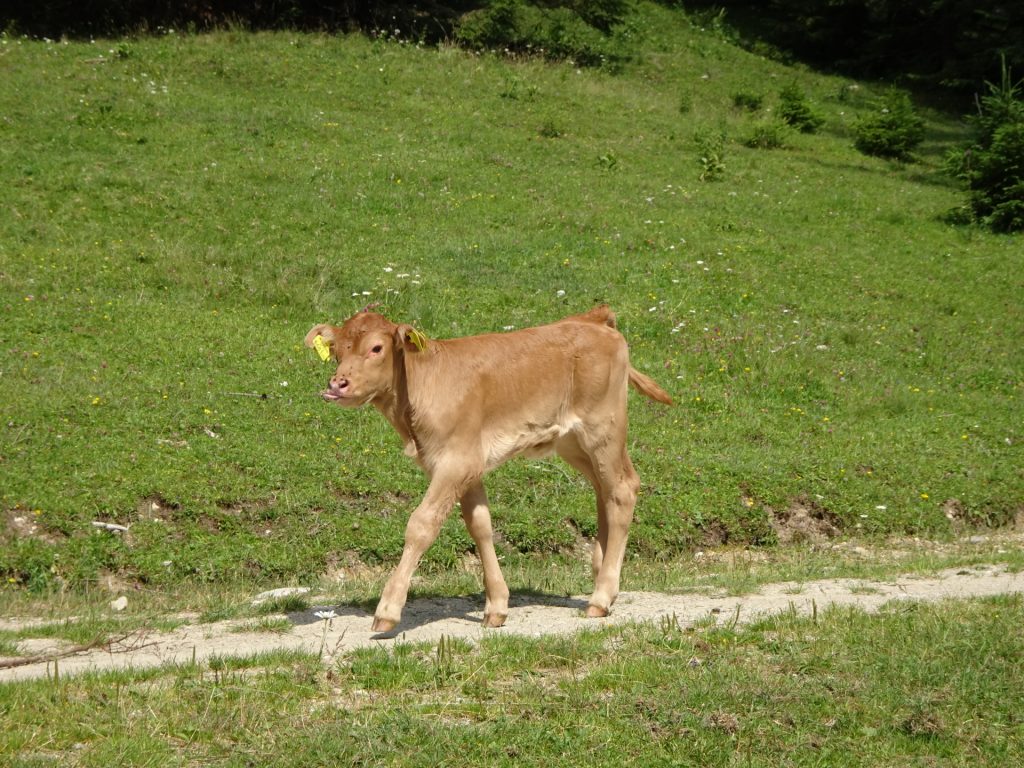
left=454, top=0, right=631, bottom=67
left=2, top=1, right=410, bottom=36
left=680, top=1, right=1023, bottom=95
left=0, top=2, right=557, bottom=39
left=3, top=1, right=634, bottom=67
left=732, top=91, right=764, bottom=111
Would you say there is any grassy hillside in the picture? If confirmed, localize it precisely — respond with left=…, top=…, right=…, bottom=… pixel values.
left=1, top=3, right=1021, bottom=591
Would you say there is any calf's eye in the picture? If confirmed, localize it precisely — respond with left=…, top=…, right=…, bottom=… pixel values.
left=371, top=344, right=384, bottom=354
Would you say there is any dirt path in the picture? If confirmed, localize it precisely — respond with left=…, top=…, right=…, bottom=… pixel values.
left=2, top=564, right=1021, bottom=683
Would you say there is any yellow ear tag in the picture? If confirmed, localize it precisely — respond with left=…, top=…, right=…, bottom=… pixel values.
left=407, top=328, right=428, bottom=352
left=313, top=334, right=331, bottom=362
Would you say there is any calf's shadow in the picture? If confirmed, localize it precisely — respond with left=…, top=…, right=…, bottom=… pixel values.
left=288, top=591, right=589, bottom=638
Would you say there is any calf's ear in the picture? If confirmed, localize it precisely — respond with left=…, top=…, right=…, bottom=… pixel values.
left=304, top=324, right=336, bottom=348
left=394, top=324, right=429, bottom=353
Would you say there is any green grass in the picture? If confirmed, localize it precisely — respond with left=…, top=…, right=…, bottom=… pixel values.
left=230, top=616, right=293, bottom=634
left=2, top=596, right=1021, bottom=766
left=1, top=3, right=1022, bottom=597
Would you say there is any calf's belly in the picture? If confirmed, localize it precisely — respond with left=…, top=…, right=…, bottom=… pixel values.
left=485, top=416, right=581, bottom=468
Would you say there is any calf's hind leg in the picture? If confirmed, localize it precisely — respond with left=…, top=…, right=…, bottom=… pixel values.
left=460, top=482, right=510, bottom=628
left=555, top=437, right=606, bottom=582
left=556, top=433, right=639, bottom=617
left=584, top=444, right=639, bottom=618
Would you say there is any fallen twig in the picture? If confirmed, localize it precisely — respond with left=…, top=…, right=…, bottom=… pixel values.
left=0, top=630, right=156, bottom=670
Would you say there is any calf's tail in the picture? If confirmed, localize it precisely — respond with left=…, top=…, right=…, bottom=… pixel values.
left=628, top=367, right=673, bottom=405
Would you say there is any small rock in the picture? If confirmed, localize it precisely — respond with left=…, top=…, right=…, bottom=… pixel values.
left=92, top=521, right=130, bottom=533
left=110, top=596, right=128, bottom=612
left=252, top=587, right=310, bottom=605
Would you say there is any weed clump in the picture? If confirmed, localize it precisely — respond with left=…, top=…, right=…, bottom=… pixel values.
left=538, top=119, right=565, bottom=138
left=744, top=119, right=789, bottom=149
left=695, top=129, right=726, bottom=181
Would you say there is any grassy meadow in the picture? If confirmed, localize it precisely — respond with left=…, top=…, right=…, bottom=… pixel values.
left=2, top=5, right=1021, bottom=593
left=1, top=2, right=1023, bottom=763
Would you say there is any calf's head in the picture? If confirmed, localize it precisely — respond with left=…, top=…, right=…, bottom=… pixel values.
left=304, top=312, right=422, bottom=406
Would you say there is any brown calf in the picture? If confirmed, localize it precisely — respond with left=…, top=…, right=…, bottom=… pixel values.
left=304, top=306, right=672, bottom=632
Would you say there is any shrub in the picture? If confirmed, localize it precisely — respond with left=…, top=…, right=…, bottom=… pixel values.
left=778, top=83, right=824, bottom=133
left=853, top=89, right=925, bottom=160
left=963, top=123, right=1024, bottom=232
left=571, top=0, right=631, bottom=33
left=947, top=59, right=1024, bottom=232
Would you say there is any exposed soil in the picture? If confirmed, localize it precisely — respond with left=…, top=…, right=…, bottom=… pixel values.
left=2, top=563, right=1021, bottom=683
left=769, top=497, right=843, bottom=545
left=2, top=509, right=65, bottom=546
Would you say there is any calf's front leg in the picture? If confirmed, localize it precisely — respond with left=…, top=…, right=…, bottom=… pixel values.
left=460, top=482, right=510, bottom=628
left=372, top=473, right=464, bottom=633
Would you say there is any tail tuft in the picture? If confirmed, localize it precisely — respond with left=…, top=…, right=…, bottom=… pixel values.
left=628, top=368, right=673, bottom=405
